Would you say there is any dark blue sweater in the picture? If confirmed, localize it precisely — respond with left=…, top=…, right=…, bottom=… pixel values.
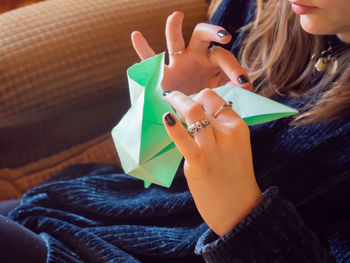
left=9, top=0, right=350, bottom=262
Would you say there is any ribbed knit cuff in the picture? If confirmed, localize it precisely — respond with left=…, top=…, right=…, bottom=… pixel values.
left=41, top=233, right=83, bottom=263
left=195, top=186, right=326, bottom=263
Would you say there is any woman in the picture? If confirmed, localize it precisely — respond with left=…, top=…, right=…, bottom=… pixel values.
left=1, top=0, right=349, bottom=262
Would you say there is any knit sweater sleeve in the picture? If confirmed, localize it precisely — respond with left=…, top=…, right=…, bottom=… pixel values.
left=208, top=0, right=256, bottom=56
left=194, top=186, right=339, bottom=262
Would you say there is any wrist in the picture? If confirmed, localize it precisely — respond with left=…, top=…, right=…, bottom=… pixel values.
left=217, top=186, right=263, bottom=236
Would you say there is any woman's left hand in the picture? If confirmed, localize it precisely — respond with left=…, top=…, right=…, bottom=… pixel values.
left=162, top=88, right=263, bottom=237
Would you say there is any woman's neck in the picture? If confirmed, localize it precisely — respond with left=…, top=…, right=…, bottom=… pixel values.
left=337, top=32, right=350, bottom=43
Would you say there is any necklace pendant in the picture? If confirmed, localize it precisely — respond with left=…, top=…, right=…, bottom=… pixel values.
left=312, top=45, right=340, bottom=75
left=314, top=57, right=329, bottom=72
left=327, top=57, right=338, bottom=75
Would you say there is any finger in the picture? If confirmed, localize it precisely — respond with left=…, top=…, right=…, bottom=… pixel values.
left=209, top=46, right=253, bottom=91
left=207, top=71, right=230, bottom=89
left=163, top=112, right=200, bottom=163
left=131, top=31, right=156, bottom=61
left=192, top=88, right=238, bottom=123
left=166, top=11, right=186, bottom=64
left=163, top=91, right=216, bottom=150
left=188, top=23, right=232, bottom=53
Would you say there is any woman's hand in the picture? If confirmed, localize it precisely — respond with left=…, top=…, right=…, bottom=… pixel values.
left=162, top=89, right=263, bottom=236
left=131, top=11, right=252, bottom=95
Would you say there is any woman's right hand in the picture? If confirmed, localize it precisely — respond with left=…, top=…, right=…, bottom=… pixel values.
left=131, top=11, right=252, bottom=95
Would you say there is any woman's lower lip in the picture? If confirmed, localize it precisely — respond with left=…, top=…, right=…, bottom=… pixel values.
left=291, top=3, right=316, bottom=15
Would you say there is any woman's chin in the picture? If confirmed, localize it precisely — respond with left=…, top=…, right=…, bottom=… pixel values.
left=299, top=16, right=333, bottom=36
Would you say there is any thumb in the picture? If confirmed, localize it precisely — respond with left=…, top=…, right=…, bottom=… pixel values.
left=131, top=31, right=156, bottom=61
left=209, top=46, right=253, bottom=91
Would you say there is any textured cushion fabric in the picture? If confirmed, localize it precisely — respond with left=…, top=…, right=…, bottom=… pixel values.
left=0, top=133, right=118, bottom=200
left=0, top=0, right=209, bottom=200
left=0, top=0, right=208, bottom=166
left=0, top=0, right=46, bottom=14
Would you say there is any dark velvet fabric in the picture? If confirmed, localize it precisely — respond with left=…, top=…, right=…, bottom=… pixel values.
left=0, top=215, right=47, bottom=263
left=0, top=199, right=20, bottom=217
left=2, top=0, right=350, bottom=262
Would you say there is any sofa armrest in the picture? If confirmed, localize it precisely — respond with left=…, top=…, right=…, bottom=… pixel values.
left=0, top=0, right=208, bottom=168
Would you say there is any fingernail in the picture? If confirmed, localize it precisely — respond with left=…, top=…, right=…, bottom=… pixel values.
left=163, top=91, right=173, bottom=96
left=165, top=113, right=176, bottom=126
left=238, top=75, right=249, bottom=85
left=217, top=30, right=229, bottom=38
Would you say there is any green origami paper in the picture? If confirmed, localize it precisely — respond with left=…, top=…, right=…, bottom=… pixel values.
left=111, top=52, right=298, bottom=188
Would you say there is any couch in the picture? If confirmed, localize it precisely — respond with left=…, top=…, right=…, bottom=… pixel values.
left=0, top=0, right=209, bottom=200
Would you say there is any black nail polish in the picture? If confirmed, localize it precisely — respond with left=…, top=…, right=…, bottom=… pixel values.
left=165, top=113, right=176, bottom=126
left=163, top=91, right=173, bottom=96
left=238, top=75, right=249, bottom=85
left=217, top=30, right=229, bottom=38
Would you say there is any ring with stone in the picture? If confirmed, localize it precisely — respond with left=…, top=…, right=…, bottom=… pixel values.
left=169, top=50, right=185, bottom=56
left=213, top=101, right=233, bottom=118
left=187, top=119, right=211, bottom=136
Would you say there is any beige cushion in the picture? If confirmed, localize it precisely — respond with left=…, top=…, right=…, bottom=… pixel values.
left=0, top=0, right=208, bottom=200
left=0, top=133, right=119, bottom=200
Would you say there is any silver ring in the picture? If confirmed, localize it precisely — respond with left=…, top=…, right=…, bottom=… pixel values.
left=187, top=119, right=211, bottom=136
left=213, top=101, right=233, bottom=118
left=169, top=50, right=184, bottom=56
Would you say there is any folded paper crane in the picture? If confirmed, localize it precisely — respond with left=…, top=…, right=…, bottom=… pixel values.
left=112, top=52, right=298, bottom=188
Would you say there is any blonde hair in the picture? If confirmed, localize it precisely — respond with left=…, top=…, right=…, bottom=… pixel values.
left=209, top=0, right=350, bottom=126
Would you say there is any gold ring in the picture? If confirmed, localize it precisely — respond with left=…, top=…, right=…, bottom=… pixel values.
left=208, top=45, right=219, bottom=58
